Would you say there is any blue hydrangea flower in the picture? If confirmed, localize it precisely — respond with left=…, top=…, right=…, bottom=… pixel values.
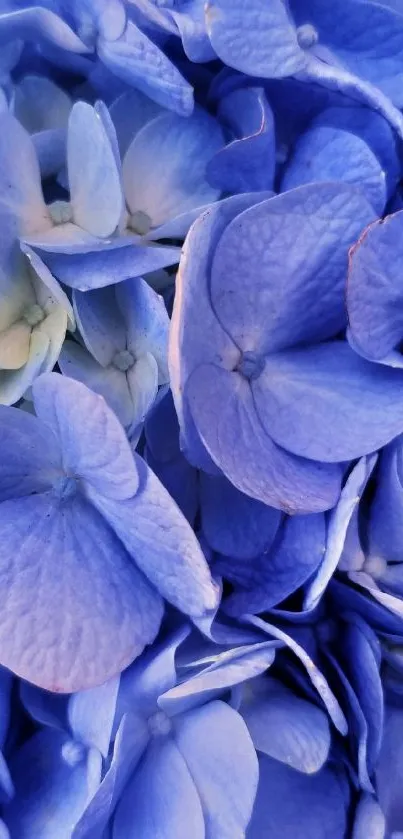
left=0, top=223, right=72, bottom=405
left=59, top=278, right=169, bottom=435
left=0, top=372, right=218, bottom=691
left=169, top=185, right=403, bottom=513
left=0, top=104, right=181, bottom=292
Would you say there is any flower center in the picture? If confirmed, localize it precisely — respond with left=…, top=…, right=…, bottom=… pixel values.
left=62, top=742, right=86, bottom=767
left=236, top=351, right=265, bottom=381
left=148, top=710, right=172, bottom=737
left=129, top=211, right=152, bottom=236
left=113, top=350, right=135, bottom=372
left=49, top=200, right=73, bottom=226
left=296, top=23, right=319, bottom=49
left=52, top=475, right=77, bottom=501
left=23, top=304, right=45, bottom=327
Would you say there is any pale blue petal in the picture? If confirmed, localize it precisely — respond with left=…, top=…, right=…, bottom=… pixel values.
left=123, top=108, right=223, bottom=228
left=174, top=700, right=258, bottom=838
left=67, top=102, right=124, bottom=238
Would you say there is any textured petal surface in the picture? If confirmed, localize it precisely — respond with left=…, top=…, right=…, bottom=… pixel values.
left=98, top=21, right=193, bottom=116
left=292, top=0, right=403, bottom=107
left=210, top=183, right=376, bottom=355
left=0, top=403, right=61, bottom=501
left=254, top=343, right=403, bottom=461
left=348, top=211, right=403, bottom=362
left=282, top=122, right=387, bottom=214
left=187, top=362, right=342, bottom=512
left=33, top=373, right=140, bottom=500
left=206, top=0, right=305, bottom=77
left=88, top=455, right=219, bottom=617
left=0, top=492, right=163, bottom=691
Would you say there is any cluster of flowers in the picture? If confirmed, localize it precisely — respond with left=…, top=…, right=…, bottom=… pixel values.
left=1, top=0, right=403, bottom=836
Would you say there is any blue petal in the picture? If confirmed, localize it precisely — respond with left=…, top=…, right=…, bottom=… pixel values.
left=245, top=617, right=348, bottom=734
left=67, top=101, right=124, bottom=238
left=169, top=192, right=272, bottom=472
left=368, top=438, right=403, bottom=565
left=210, top=183, right=375, bottom=355
left=207, top=87, right=275, bottom=193
left=352, top=794, right=385, bottom=839
left=116, top=277, right=169, bottom=383
left=58, top=341, right=135, bottom=429
left=159, top=640, right=278, bottom=716
left=348, top=211, right=403, bottom=363
left=254, top=343, right=403, bottom=461
left=68, top=676, right=120, bottom=757
left=376, top=705, right=403, bottom=833
left=113, top=736, right=205, bottom=839
left=73, top=713, right=149, bottom=839
left=239, top=677, right=330, bottom=773
left=98, top=20, right=193, bottom=115
left=225, top=512, right=326, bottom=614
left=206, top=0, right=305, bottom=78
left=282, top=119, right=388, bottom=214
left=0, top=7, right=90, bottom=53
left=304, top=455, right=377, bottom=609
left=20, top=681, right=68, bottom=730
left=33, top=127, right=67, bottom=179
left=0, top=402, right=61, bottom=501
left=171, top=0, right=215, bottom=62
left=73, top=286, right=126, bottom=366
left=110, top=89, right=161, bottom=158
left=200, top=473, right=281, bottom=560
left=3, top=730, right=102, bottom=839
left=186, top=362, right=343, bottom=512
left=174, top=700, right=258, bottom=837
left=247, top=754, right=348, bottom=839
left=122, top=107, right=223, bottom=228
left=341, top=620, right=384, bottom=775
left=27, top=238, right=180, bottom=290
left=88, top=455, right=220, bottom=618
left=292, top=0, right=403, bottom=107
left=14, top=75, right=72, bottom=133
left=0, top=491, right=163, bottom=691
left=33, top=373, right=140, bottom=499
left=0, top=112, right=50, bottom=235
